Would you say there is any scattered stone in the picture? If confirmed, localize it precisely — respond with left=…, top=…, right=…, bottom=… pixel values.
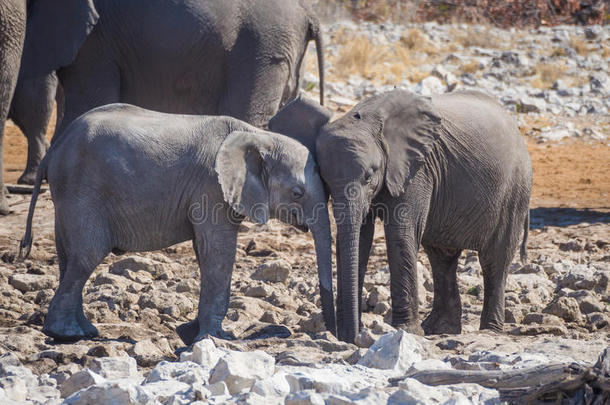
left=208, top=350, right=275, bottom=395
left=357, top=330, right=423, bottom=373
left=89, top=357, right=139, bottom=380
left=59, top=370, right=106, bottom=398
left=9, top=274, right=55, bottom=293
left=251, top=260, right=291, bottom=284
left=543, top=297, right=582, bottom=322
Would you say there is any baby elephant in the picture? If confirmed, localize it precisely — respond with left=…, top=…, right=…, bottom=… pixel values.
left=270, top=91, right=533, bottom=343
left=20, top=104, right=335, bottom=344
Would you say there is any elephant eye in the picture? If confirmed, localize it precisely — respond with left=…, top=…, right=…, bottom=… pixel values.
left=291, top=186, right=305, bottom=200
left=363, top=172, right=373, bottom=184
left=353, top=112, right=362, bottom=120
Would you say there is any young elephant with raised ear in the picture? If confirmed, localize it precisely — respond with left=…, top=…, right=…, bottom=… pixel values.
left=20, top=104, right=335, bottom=344
left=270, top=90, right=532, bottom=343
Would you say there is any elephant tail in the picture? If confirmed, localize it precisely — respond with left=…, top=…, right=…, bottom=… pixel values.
left=520, top=210, right=529, bottom=264
left=309, top=16, right=325, bottom=106
left=19, top=155, right=49, bottom=260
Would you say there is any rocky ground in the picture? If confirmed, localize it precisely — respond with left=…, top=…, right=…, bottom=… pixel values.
left=0, top=20, right=609, bottom=405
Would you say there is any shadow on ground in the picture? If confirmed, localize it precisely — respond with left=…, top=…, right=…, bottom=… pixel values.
left=530, top=207, right=610, bottom=229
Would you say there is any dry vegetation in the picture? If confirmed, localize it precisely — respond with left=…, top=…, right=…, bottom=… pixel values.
left=530, top=63, right=569, bottom=88
left=328, top=27, right=439, bottom=84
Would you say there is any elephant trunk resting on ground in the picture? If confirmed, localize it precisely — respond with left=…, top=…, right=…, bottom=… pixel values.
left=20, top=104, right=336, bottom=344
left=270, top=90, right=532, bottom=343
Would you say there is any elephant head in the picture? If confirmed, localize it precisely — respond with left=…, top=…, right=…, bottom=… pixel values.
left=21, top=0, right=99, bottom=79
left=269, top=90, right=442, bottom=342
left=215, top=130, right=336, bottom=335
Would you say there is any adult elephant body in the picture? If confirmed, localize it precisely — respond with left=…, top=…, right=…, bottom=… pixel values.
left=0, top=0, right=324, bottom=213
left=270, top=90, right=532, bottom=343
left=54, top=0, right=325, bottom=133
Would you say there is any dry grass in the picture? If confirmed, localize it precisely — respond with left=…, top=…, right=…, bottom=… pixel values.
left=460, top=59, right=480, bottom=74
left=449, top=25, right=507, bottom=49
left=530, top=63, right=568, bottom=89
left=602, top=45, right=610, bottom=59
left=328, top=28, right=439, bottom=85
left=567, top=36, right=590, bottom=55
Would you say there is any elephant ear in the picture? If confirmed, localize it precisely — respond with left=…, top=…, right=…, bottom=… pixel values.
left=379, top=91, right=442, bottom=197
left=21, top=0, right=99, bottom=79
left=215, top=131, right=274, bottom=224
left=268, top=93, right=332, bottom=157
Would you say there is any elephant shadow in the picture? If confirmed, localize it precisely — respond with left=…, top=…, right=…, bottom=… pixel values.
left=529, top=207, right=610, bottom=229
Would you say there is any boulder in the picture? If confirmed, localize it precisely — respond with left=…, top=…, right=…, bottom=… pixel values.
left=9, top=274, right=55, bottom=293
left=542, top=297, right=582, bottom=322
left=128, top=339, right=166, bottom=367
left=250, top=371, right=291, bottom=398
left=357, top=330, right=423, bottom=373
left=251, top=260, right=291, bottom=284
left=179, top=339, right=225, bottom=370
left=209, top=350, right=275, bottom=395
left=146, top=361, right=211, bottom=385
left=285, top=390, right=325, bottom=405
left=89, top=357, right=139, bottom=380
left=63, top=379, right=148, bottom=405
left=140, top=380, right=191, bottom=403
left=413, top=76, right=445, bottom=96
left=59, top=370, right=106, bottom=398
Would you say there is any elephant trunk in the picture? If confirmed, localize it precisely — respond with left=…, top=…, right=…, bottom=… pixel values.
left=333, top=202, right=362, bottom=343
left=308, top=204, right=336, bottom=336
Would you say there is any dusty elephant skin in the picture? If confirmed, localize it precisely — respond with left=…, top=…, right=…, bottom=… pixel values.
left=270, top=90, right=533, bottom=343
left=0, top=0, right=325, bottom=214
left=19, top=104, right=335, bottom=344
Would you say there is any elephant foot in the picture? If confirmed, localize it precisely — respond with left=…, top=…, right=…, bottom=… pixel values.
left=17, top=170, right=37, bottom=185
left=393, top=321, right=425, bottom=336
left=177, top=318, right=234, bottom=346
left=422, top=310, right=462, bottom=335
left=479, top=319, right=504, bottom=332
left=43, top=310, right=98, bottom=341
left=177, top=319, right=199, bottom=346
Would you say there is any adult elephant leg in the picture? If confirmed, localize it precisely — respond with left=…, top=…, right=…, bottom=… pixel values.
left=0, top=1, right=26, bottom=215
left=9, top=74, right=57, bottom=185
left=357, top=211, right=375, bottom=328
left=421, top=245, right=462, bottom=335
left=192, top=220, right=239, bottom=343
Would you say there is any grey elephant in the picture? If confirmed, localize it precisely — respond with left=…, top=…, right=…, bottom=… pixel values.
left=0, top=0, right=27, bottom=215
left=269, top=90, right=532, bottom=343
left=8, top=73, right=59, bottom=185
left=20, top=104, right=335, bottom=343
left=1, top=0, right=325, bottom=214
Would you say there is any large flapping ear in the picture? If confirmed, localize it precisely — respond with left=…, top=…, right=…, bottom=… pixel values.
left=215, top=131, right=275, bottom=224
left=377, top=91, right=442, bottom=197
left=21, top=0, right=99, bottom=79
left=268, top=93, right=333, bottom=157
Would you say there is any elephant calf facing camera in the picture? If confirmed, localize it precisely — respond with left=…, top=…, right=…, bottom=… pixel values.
left=20, top=104, right=335, bottom=344
left=270, top=90, right=533, bottom=343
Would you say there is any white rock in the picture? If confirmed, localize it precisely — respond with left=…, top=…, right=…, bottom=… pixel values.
left=413, top=76, right=445, bottom=96
left=63, top=379, right=148, bottom=405
left=60, top=369, right=106, bottom=398
left=140, top=380, right=190, bottom=403
left=357, top=330, right=423, bottom=373
left=251, top=371, right=291, bottom=397
left=0, top=377, right=27, bottom=402
left=146, top=360, right=211, bottom=385
left=394, top=379, right=501, bottom=404
left=209, top=350, right=275, bottom=395
left=180, top=339, right=224, bottom=369
left=285, top=390, right=325, bottom=405
left=89, top=357, right=139, bottom=380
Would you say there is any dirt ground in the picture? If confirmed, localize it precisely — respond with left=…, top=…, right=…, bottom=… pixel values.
left=3, top=111, right=609, bottom=210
